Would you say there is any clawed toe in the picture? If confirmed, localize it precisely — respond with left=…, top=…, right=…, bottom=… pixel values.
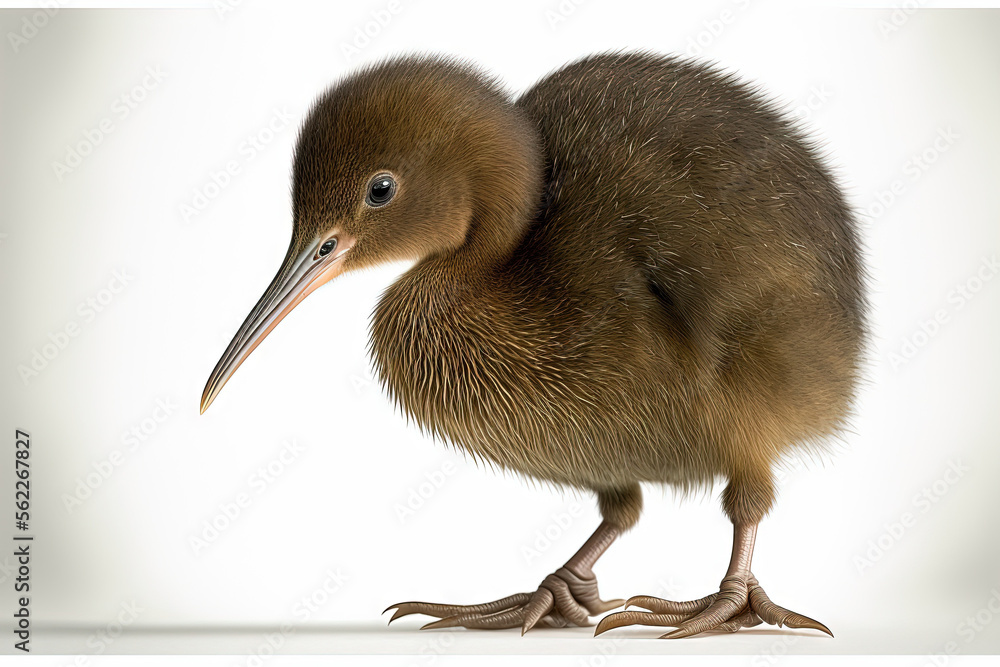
left=596, top=574, right=831, bottom=639
left=624, top=592, right=718, bottom=615
left=384, top=593, right=532, bottom=624
left=384, top=567, right=624, bottom=634
left=746, top=578, right=832, bottom=636
left=383, top=523, right=830, bottom=640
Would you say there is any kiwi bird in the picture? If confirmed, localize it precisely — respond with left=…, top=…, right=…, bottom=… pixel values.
left=200, top=52, right=865, bottom=639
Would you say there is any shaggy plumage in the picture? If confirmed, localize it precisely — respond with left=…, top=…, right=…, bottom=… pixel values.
left=205, top=51, right=866, bottom=638
left=295, top=52, right=865, bottom=526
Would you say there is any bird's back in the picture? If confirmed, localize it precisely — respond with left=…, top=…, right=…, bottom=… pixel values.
left=371, top=52, right=866, bottom=492
left=503, top=52, right=866, bottom=479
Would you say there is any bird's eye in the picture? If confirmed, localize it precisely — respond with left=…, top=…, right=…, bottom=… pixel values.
left=366, top=174, right=396, bottom=207
left=318, top=239, right=337, bottom=257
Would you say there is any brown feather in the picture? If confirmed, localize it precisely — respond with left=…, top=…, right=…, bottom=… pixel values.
left=291, top=52, right=867, bottom=530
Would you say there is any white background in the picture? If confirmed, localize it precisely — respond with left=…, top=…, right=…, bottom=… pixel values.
left=1, top=0, right=999, bottom=658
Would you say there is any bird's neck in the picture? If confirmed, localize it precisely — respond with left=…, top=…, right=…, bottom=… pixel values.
left=369, top=222, right=540, bottom=438
left=369, top=100, right=545, bottom=426
left=444, top=102, right=545, bottom=273
left=369, top=260, right=519, bottom=436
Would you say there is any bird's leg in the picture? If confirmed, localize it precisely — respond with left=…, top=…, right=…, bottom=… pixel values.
left=385, top=520, right=626, bottom=634
left=594, top=522, right=833, bottom=639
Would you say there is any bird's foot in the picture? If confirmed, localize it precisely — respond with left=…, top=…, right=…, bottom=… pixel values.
left=385, top=566, right=624, bottom=634
left=594, top=573, right=832, bottom=639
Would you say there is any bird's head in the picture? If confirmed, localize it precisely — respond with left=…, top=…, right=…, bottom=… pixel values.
left=200, top=55, right=541, bottom=414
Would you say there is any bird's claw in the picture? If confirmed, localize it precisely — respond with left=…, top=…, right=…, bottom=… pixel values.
left=594, top=573, right=832, bottom=639
left=385, top=567, right=624, bottom=634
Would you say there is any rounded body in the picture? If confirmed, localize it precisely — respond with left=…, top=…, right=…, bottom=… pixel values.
left=372, top=54, right=865, bottom=510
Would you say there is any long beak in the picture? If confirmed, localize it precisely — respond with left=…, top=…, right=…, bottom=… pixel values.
left=200, top=235, right=354, bottom=414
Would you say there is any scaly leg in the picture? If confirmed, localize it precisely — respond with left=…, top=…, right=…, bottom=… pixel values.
left=386, top=520, right=625, bottom=634
left=386, top=484, right=642, bottom=634
left=594, top=522, right=832, bottom=639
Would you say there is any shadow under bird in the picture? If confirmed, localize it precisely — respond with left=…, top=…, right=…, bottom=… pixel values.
left=201, top=52, right=866, bottom=638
